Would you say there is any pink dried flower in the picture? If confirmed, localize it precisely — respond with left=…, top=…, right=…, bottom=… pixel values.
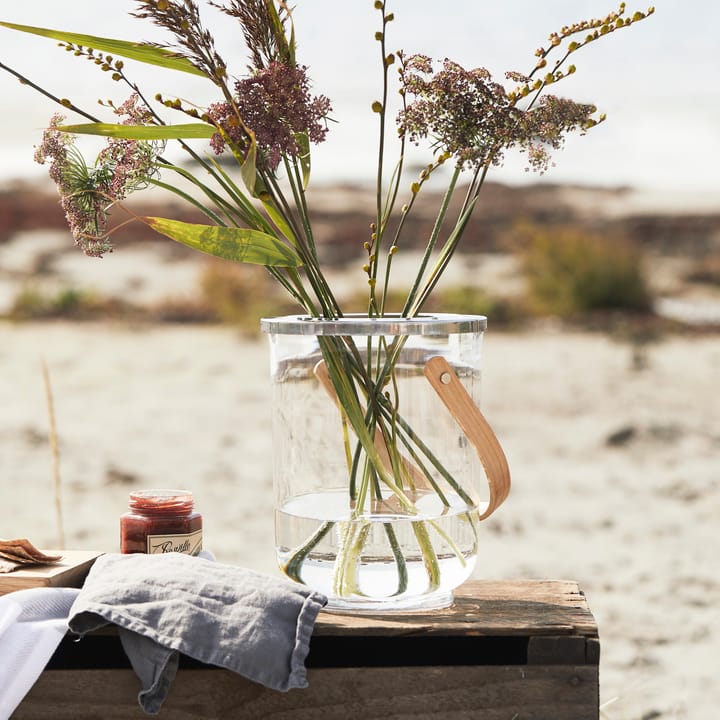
left=516, top=95, right=597, bottom=173
left=208, top=62, right=331, bottom=170
left=398, top=57, right=516, bottom=170
left=398, top=55, right=597, bottom=173
left=33, top=114, right=72, bottom=187
left=34, top=97, right=160, bottom=257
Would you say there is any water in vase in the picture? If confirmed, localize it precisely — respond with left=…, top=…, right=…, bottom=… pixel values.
left=276, top=489, right=479, bottom=610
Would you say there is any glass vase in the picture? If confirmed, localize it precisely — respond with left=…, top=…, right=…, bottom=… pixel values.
left=261, top=314, right=508, bottom=611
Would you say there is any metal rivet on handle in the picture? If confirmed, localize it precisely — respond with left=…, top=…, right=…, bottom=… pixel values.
left=440, top=372, right=451, bottom=385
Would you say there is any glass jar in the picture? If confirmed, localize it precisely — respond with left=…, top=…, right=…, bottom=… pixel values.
left=261, top=313, right=507, bottom=611
left=120, top=489, right=203, bottom=556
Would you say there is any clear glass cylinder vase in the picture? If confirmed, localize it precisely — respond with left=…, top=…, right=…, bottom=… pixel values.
left=261, top=313, right=488, bottom=611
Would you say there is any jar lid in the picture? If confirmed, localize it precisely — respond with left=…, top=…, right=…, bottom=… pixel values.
left=128, top=489, right=194, bottom=512
left=260, top=313, right=487, bottom=336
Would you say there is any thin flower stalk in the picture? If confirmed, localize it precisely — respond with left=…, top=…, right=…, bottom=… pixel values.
left=368, top=2, right=395, bottom=316
left=401, top=164, right=461, bottom=316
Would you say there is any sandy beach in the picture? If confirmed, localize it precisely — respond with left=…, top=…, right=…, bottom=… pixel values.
left=1, top=318, right=718, bottom=718
left=0, top=176, right=718, bottom=717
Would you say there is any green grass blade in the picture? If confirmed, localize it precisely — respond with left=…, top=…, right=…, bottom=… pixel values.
left=58, top=122, right=215, bottom=140
left=0, top=22, right=205, bottom=76
left=143, top=217, right=303, bottom=267
left=203, top=157, right=271, bottom=229
left=239, top=136, right=263, bottom=197
left=260, top=197, right=296, bottom=245
left=295, top=132, right=311, bottom=189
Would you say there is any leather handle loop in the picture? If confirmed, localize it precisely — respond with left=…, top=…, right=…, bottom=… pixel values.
left=314, top=357, right=511, bottom=520
left=423, top=356, right=511, bottom=521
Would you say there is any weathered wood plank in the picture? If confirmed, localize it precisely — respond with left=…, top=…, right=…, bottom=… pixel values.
left=14, top=579, right=600, bottom=719
left=586, top=637, right=602, bottom=665
left=527, top=636, right=588, bottom=665
left=16, top=665, right=599, bottom=720
left=314, top=579, right=598, bottom=638
left=0, top=551, right=102, bottom=595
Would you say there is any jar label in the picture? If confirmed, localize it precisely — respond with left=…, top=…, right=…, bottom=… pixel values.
left=145, top=529, right=202, bottom=556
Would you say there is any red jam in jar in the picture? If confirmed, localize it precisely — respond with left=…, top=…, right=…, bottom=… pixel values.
left=120, top=489, right=203, bottom=555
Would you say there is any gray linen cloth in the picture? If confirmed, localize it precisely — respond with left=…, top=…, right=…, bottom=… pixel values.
left=67, top=553, right=327, bottom=714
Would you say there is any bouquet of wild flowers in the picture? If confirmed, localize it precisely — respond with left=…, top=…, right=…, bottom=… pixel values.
left=0, top=2, right=653, bottom=307
left=1, top=1, right=653, bottom=604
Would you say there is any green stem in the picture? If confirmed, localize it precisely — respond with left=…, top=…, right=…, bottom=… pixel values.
left=269, top=266, right=314, bottom=312
left=428, top=519, right=468, bottom=569
left=402, top=165, right=461, bottom=316
left=262, top=171, right=337, bottom=317
left=202, top=157, right=278, bottom=233
left=384, top=523, right=409, bottom=596
left=317, top=337, right=416, bottom=511
left=377, top=398, right=473, bottom=506
left=282, top=520, right=335, bottom=584
left=0, top=61, right=101, bottom=124
left=148, top=176, right=227, bottom=227
left=333, top=521, right=370, bottom=596
left=412, top=521, right=441, bottom=592
left=407, top=188, right=482, bottom=317
left=367, top=6, right=393, bottom=315
left=283, top=157, right=343, bottom=315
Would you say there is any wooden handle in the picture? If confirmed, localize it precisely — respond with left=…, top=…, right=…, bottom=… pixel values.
left=313, top=357, right=511, bottom=518
left=423, top=356, right=511, bottom=521
left=313, top=361, right=431, bottom=491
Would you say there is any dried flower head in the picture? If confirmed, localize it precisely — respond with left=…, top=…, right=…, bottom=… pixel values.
left=398, top=56, right=518, bottom=169
left=208, top=62, right=331, bottom=170
left=398, top=54, right=599, bottom=173
left=515, top=95, right=598, bottom=173
left=34, top=97, right=160, bottom=256
left=210, top=0, right=294, bottom=69
left=132, top=0, right=227, bottom=82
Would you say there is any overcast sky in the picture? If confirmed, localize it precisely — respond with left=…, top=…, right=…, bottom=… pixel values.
left=0, top=1, right=717, bottom=203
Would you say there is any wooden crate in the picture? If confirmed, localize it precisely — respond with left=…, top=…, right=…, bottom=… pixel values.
left=15, top=579, right=599, bottom=720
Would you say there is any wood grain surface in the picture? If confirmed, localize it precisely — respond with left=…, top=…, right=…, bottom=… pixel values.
left=0, top=550, right=102, bottom=595
left=15, top=579, right=600, bottom=720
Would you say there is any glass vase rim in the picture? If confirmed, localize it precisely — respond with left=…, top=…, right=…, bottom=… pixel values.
left=260, top=313, right=487, bottom=336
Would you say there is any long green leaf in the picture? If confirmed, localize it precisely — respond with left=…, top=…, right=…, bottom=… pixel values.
left=0, top=22, right=205, bottom=76
left=144, top=217, right=303, bottom=267
left=268, top=2, right=295, bottom=66
left=58, top=122, right=215, bottom=140
left=260, top=197, right=297, bottom=246
left=239, top=135, right=263, bottom=197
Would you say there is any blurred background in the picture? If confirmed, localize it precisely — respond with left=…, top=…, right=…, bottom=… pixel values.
left=0, top=0, right=718, bottom=201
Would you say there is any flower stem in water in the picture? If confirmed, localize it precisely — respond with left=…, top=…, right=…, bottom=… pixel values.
left=283, top=520, right=335, bottom=584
